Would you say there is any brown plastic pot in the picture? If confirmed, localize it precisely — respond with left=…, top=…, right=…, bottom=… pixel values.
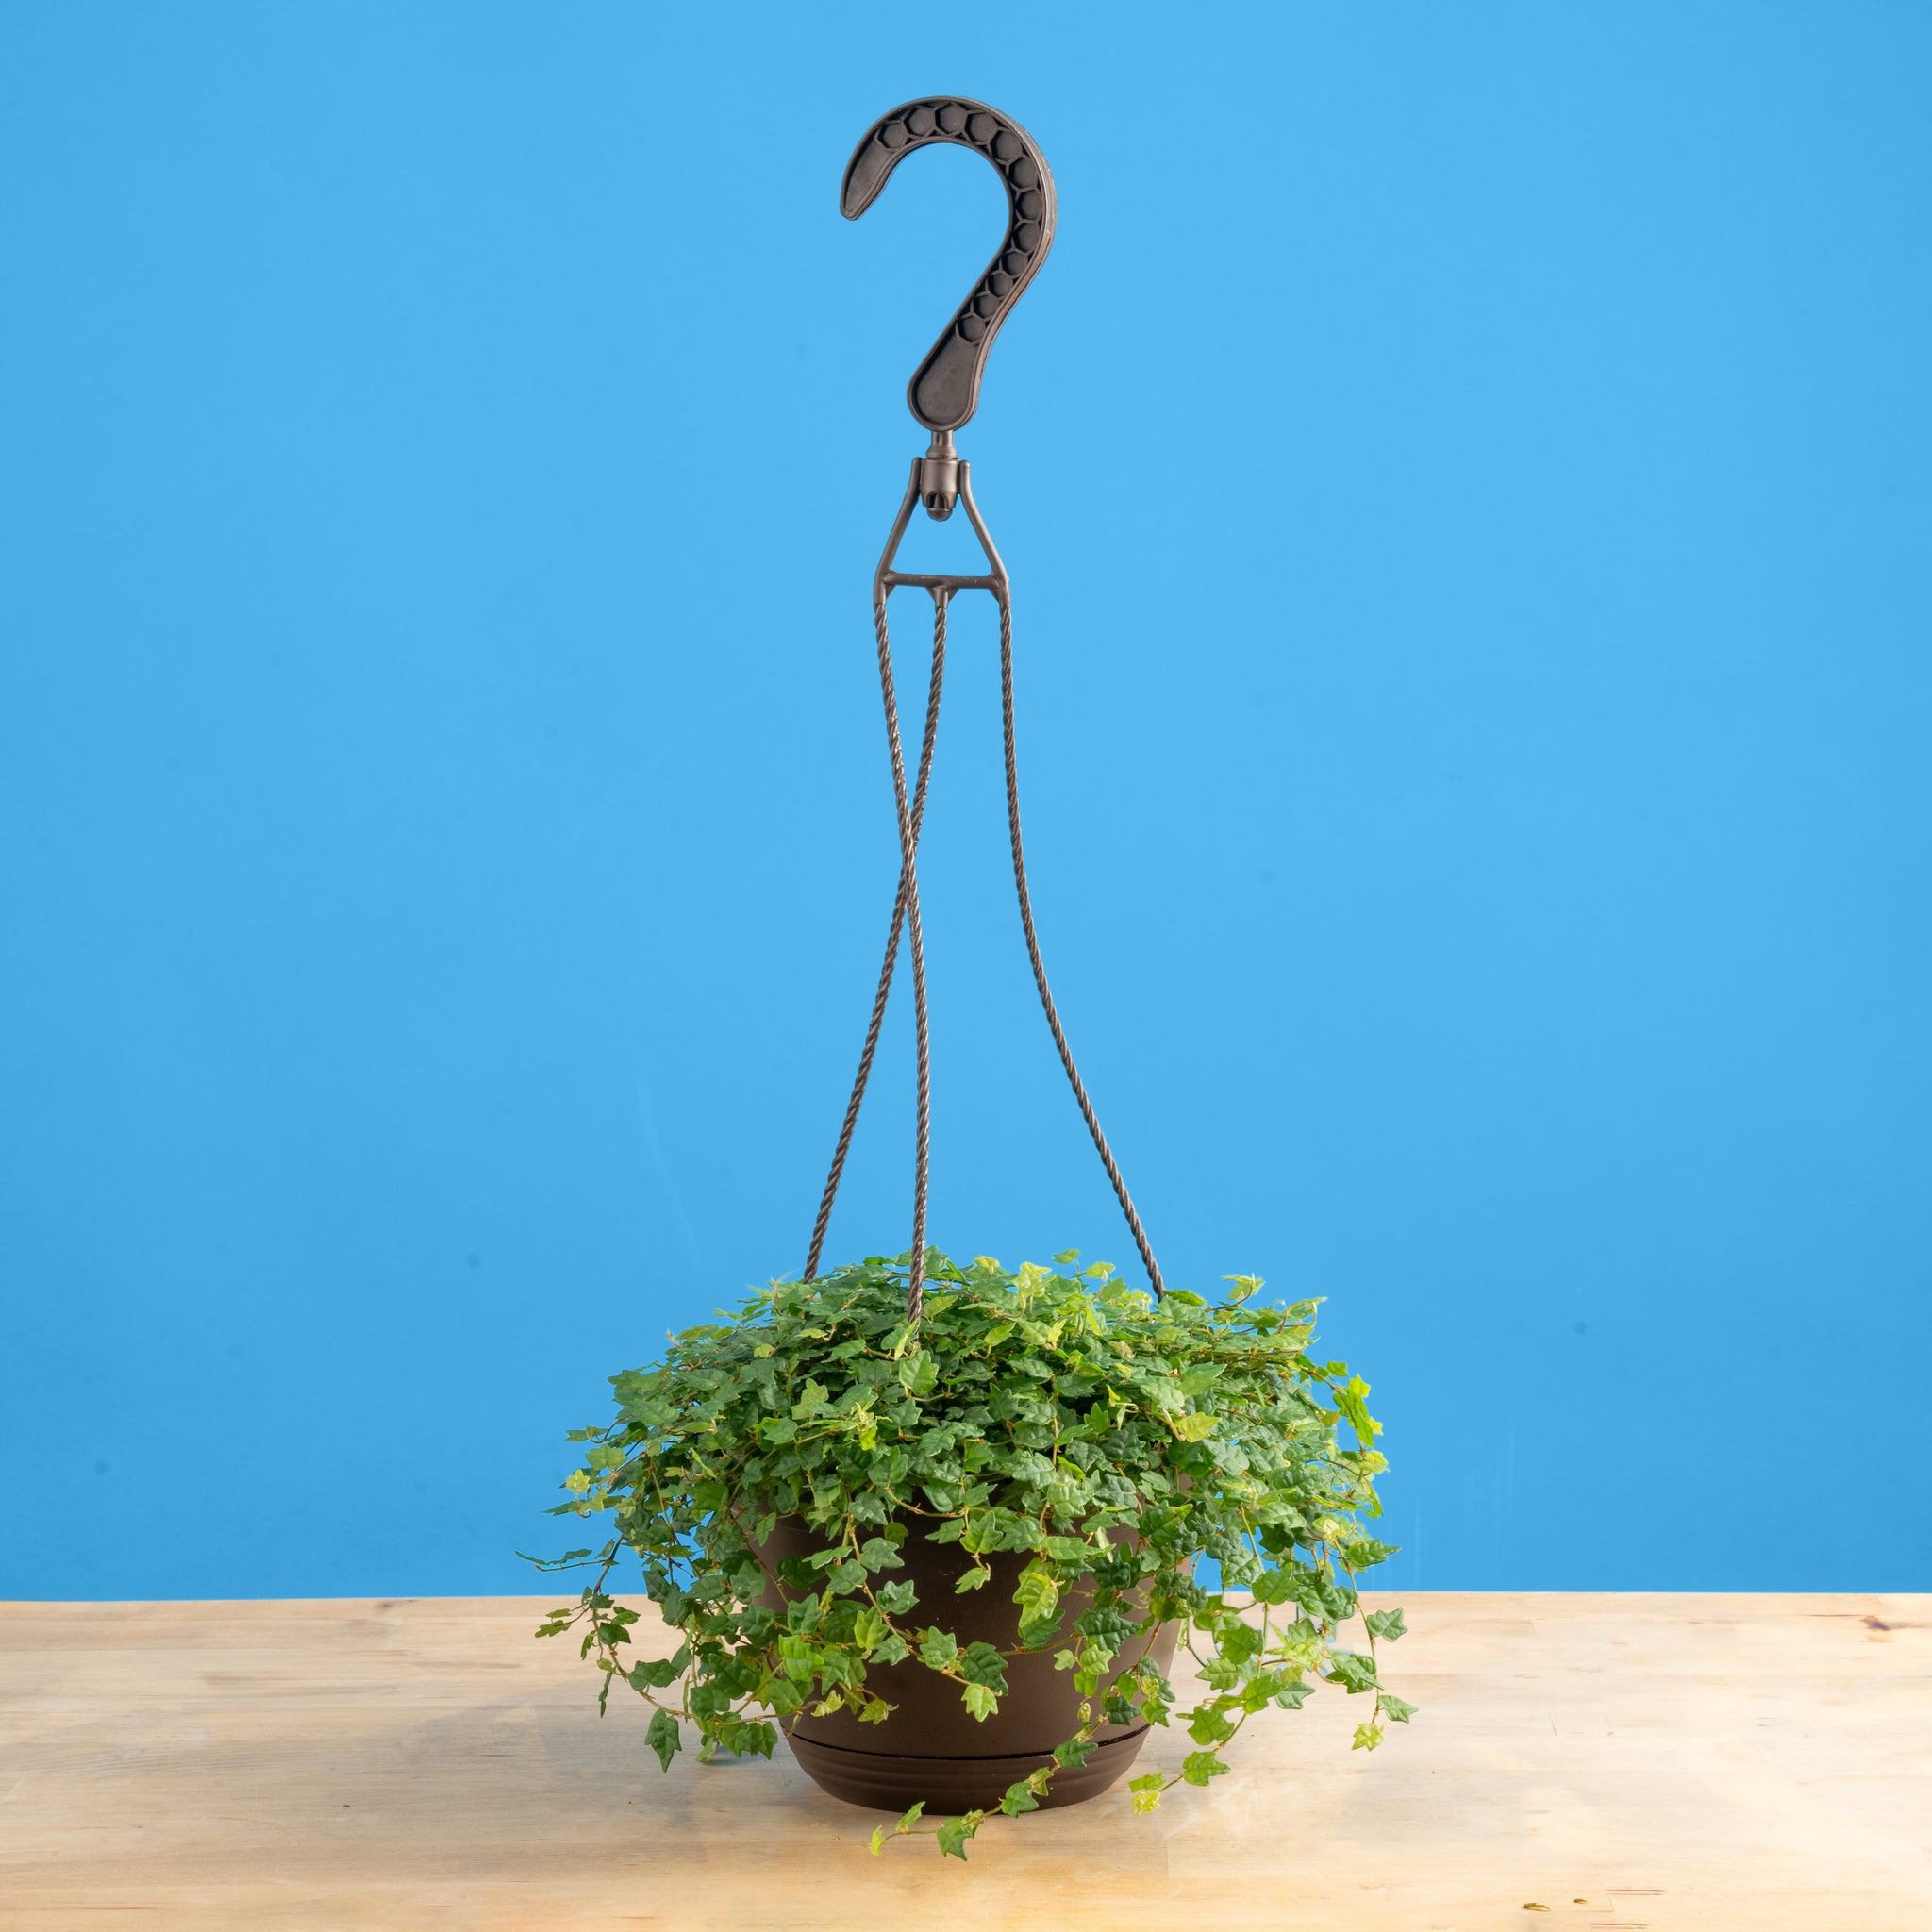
left=758, top=1515, right=1179, bottom=1814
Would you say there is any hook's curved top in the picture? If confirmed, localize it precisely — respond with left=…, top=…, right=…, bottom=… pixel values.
left=841, top=98, right=1056, bottom=435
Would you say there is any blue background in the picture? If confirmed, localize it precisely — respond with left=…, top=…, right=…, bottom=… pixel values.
left=4, top=3, right=1928, bottom=1600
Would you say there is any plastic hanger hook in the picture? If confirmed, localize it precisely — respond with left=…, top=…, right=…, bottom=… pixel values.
left=841, top=98, right=1057, bottom=446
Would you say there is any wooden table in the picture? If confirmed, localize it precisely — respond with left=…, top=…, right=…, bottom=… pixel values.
left=3, top=1593, right=1925, bottom=1930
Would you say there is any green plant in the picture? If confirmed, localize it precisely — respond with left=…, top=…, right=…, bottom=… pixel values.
left=527, top=1249, right=1410, bottom=1858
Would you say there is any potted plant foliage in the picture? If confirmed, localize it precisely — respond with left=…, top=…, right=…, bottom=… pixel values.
left=528, top=1248, right=1409, bottom=1858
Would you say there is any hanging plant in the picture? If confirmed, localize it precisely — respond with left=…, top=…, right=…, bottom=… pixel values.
left=529, top=97, right=1410, bottom=1858
left=527, top=1248, right=1409, bottom=1859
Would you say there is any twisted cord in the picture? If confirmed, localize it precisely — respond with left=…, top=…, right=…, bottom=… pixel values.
left=803, top=593, right=946, bottom=1321
left=998, top=597, right=1166, bottom=1299
left=804, top=570, right=1165, bottom=1317
left=905, top=601, right=941, bottom=1321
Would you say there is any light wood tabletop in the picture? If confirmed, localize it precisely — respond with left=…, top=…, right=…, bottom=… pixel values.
left=2, top=1592, right=1925, bottom=1931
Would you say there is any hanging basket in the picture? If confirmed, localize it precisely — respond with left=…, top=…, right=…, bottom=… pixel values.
left=526, top=97, right=1410, bottom=1865
left=760, top=1512, right=1181, bottom=1812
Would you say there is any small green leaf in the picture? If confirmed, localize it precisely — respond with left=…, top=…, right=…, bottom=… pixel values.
left=1365, top=1607, right=1407, bottom=1643
left=999, top=1778, right=1040, bottom=1816
left=1013, top=1561, right=1058, bottom=1620
left=1201, top=1655, right=1244, bottom=1691
left=961, top=1682, right=998, bottom=1721
left=1342, top=1536, right=1398, bottom=1570
left=1188, top=1704, right=1237, bottom=1745
left=1325, top=1652, right=1379, bottom=1694
left=1180, top=1750, right=1228, bottom=1787
left=935, top=1813, right=981, bottom=1860
left=1351, top=1722, right=1384, bottom=1751
left=955, top=1564, right=992, bottom=1593
left=959, top=1641, right=1008, bottom=1690
left=1332, top=1374, right=1379, bottom=1445
left=1250, top=1567, right=1295, bottom=1606
left=918, top=1628, right=959, bottom=1670
left=645, top=1709, right=681, bottom=1772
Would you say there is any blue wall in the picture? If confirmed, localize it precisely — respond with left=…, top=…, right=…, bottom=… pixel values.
left=4, top=3, right=1928, bottom=1599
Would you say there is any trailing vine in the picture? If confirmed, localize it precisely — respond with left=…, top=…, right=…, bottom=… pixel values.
left=527, top=1250, right=1409, bottom=1858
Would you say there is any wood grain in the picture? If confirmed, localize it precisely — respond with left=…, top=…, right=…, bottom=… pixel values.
left=2, top=1592, right=1925, bottom=1930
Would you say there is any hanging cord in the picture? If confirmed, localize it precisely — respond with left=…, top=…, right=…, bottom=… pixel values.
left=803, top=566, right=1166, bottom=1314
left=997, top=600, right=1167, bottom=1300
left=803, top=593, right=946, bottom=1319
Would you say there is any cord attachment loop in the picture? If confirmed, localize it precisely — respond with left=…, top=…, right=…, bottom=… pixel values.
left=918, top=430, right=959, bottom=521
